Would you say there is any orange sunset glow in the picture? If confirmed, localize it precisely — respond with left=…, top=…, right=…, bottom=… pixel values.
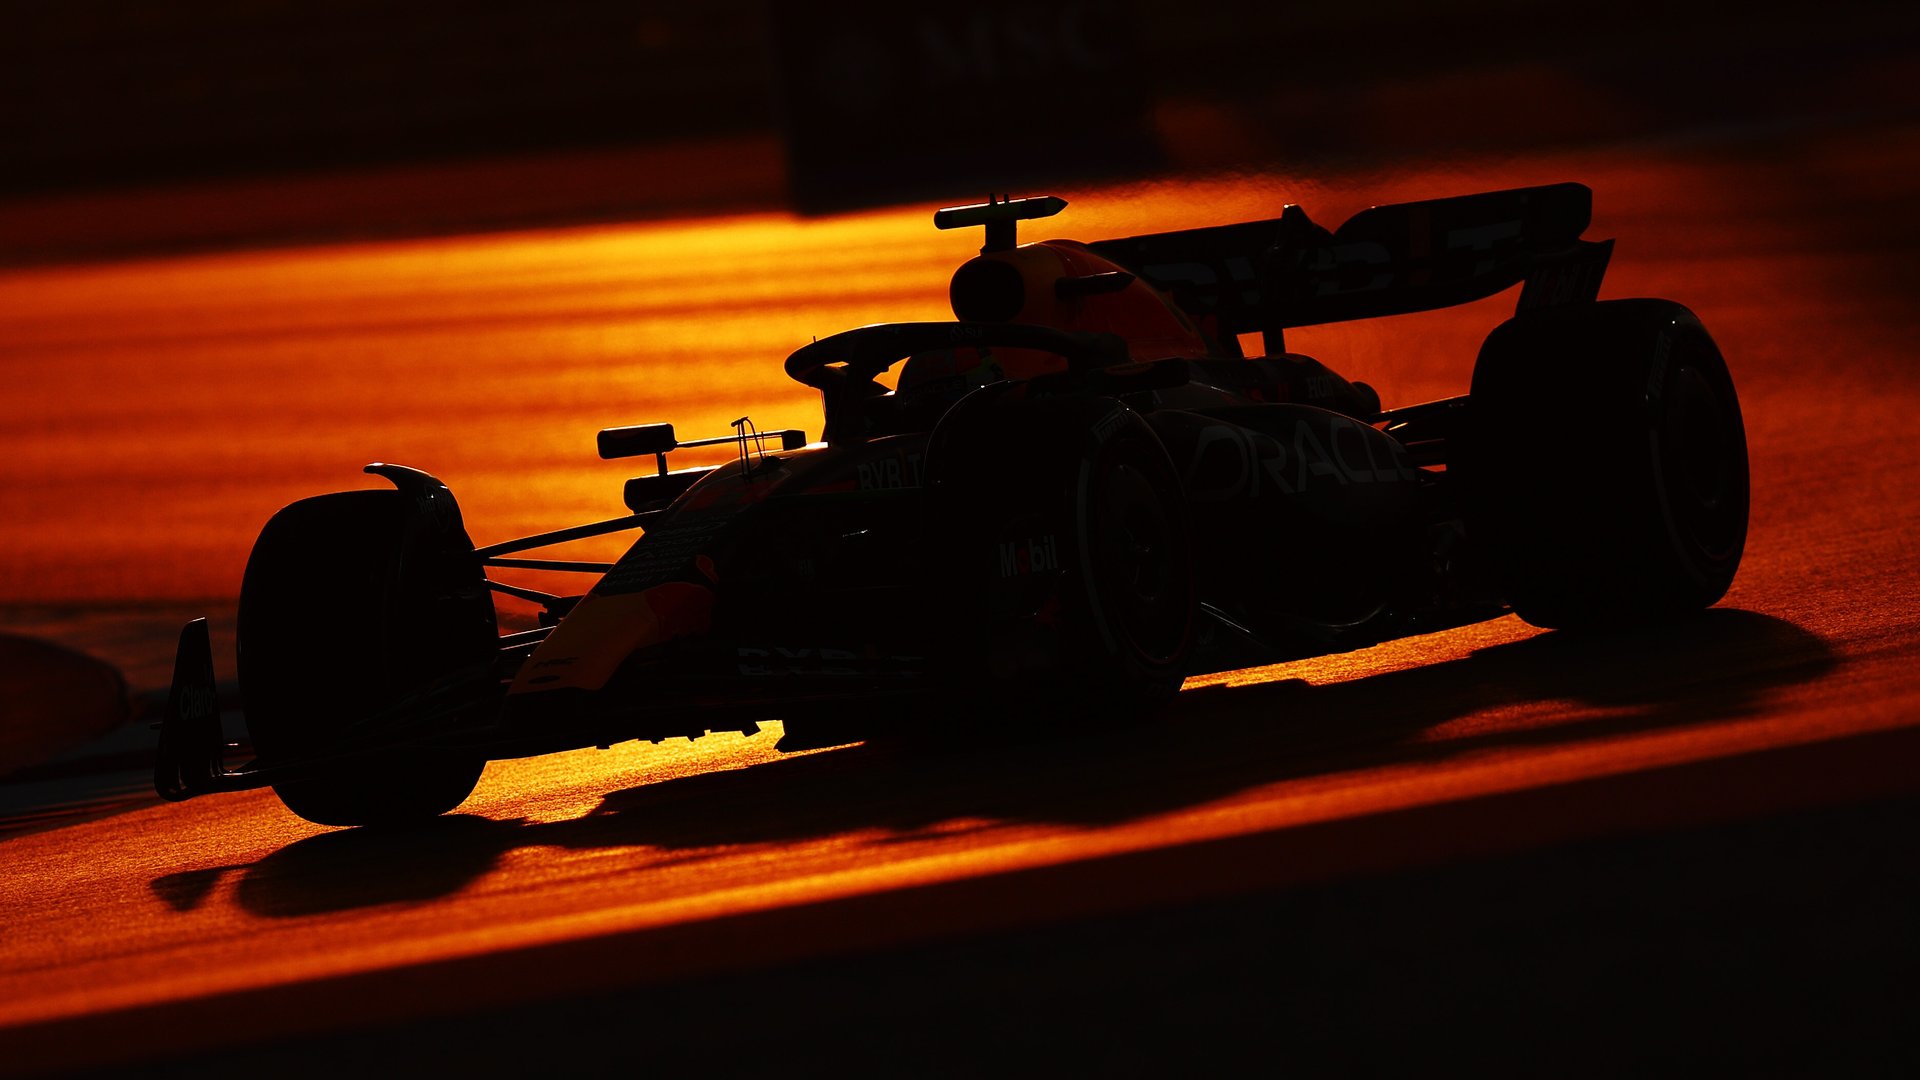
left=3, top=142, right=1881, bottom=607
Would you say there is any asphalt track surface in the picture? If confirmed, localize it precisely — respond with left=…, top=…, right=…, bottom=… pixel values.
left=2, top=122, right=1918, bottom=1073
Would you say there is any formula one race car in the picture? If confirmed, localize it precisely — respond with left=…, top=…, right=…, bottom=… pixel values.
left=157, top=185, right=1749, bottom=826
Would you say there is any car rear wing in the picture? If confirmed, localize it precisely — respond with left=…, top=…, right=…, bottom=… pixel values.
left=1085, top=182, right=1612, bottom=340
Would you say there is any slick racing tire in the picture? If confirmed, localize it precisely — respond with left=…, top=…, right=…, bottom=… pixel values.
left=927, top=390, right=1197, bottom=724
left=238, top=490, right=494, bottom=826
left=1459, top=299, right=1749, bottom=629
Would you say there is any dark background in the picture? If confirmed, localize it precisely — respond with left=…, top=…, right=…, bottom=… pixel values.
left=3, top=0, right=1914, bottom=257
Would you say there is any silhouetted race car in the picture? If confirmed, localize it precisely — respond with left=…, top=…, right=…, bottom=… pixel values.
left=157, top=186, right=1749, bottom=825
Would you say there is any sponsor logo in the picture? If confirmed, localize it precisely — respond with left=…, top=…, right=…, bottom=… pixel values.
left=999, top=533, right=1061, bottom=577
left=176, top=683, right=217, bottom=722
left=1446, top=219, right=1524, bottom=276
left=736, top=646, right=923, bottom=677
left=1304, top=241, right=1393, bottom=297
left=1184, top=417, right=1419, bottom=499
left=1297, top=373, right=1343, bottom=401
left=1090, top=407, right=1130, bottom=443
left=857, top=450, right=924, bottom=491
left=1139, top=256, right=1262, bottom=310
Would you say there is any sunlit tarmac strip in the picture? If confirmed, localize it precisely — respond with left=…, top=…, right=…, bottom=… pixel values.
left=7, top=718, right=1920, bottom=1072
left=4, top=670, right=1918, bottom=1055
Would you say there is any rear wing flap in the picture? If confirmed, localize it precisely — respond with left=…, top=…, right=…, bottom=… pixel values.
left=1086, top=182, right=1611, bottom=338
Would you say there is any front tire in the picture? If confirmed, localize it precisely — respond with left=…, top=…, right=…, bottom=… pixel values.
left=1458, top=299, right=1749, bottom=629
left=239, top=490, right=495, bottom=826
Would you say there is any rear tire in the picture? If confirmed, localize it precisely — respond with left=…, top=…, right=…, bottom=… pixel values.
left=1458, top=299, right=1749, bottom=629
left=239, top=490, right=494, bottom=826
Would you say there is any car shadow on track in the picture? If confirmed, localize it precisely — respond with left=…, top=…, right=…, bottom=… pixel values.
left=201, top=607, right=1836, bottom=918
